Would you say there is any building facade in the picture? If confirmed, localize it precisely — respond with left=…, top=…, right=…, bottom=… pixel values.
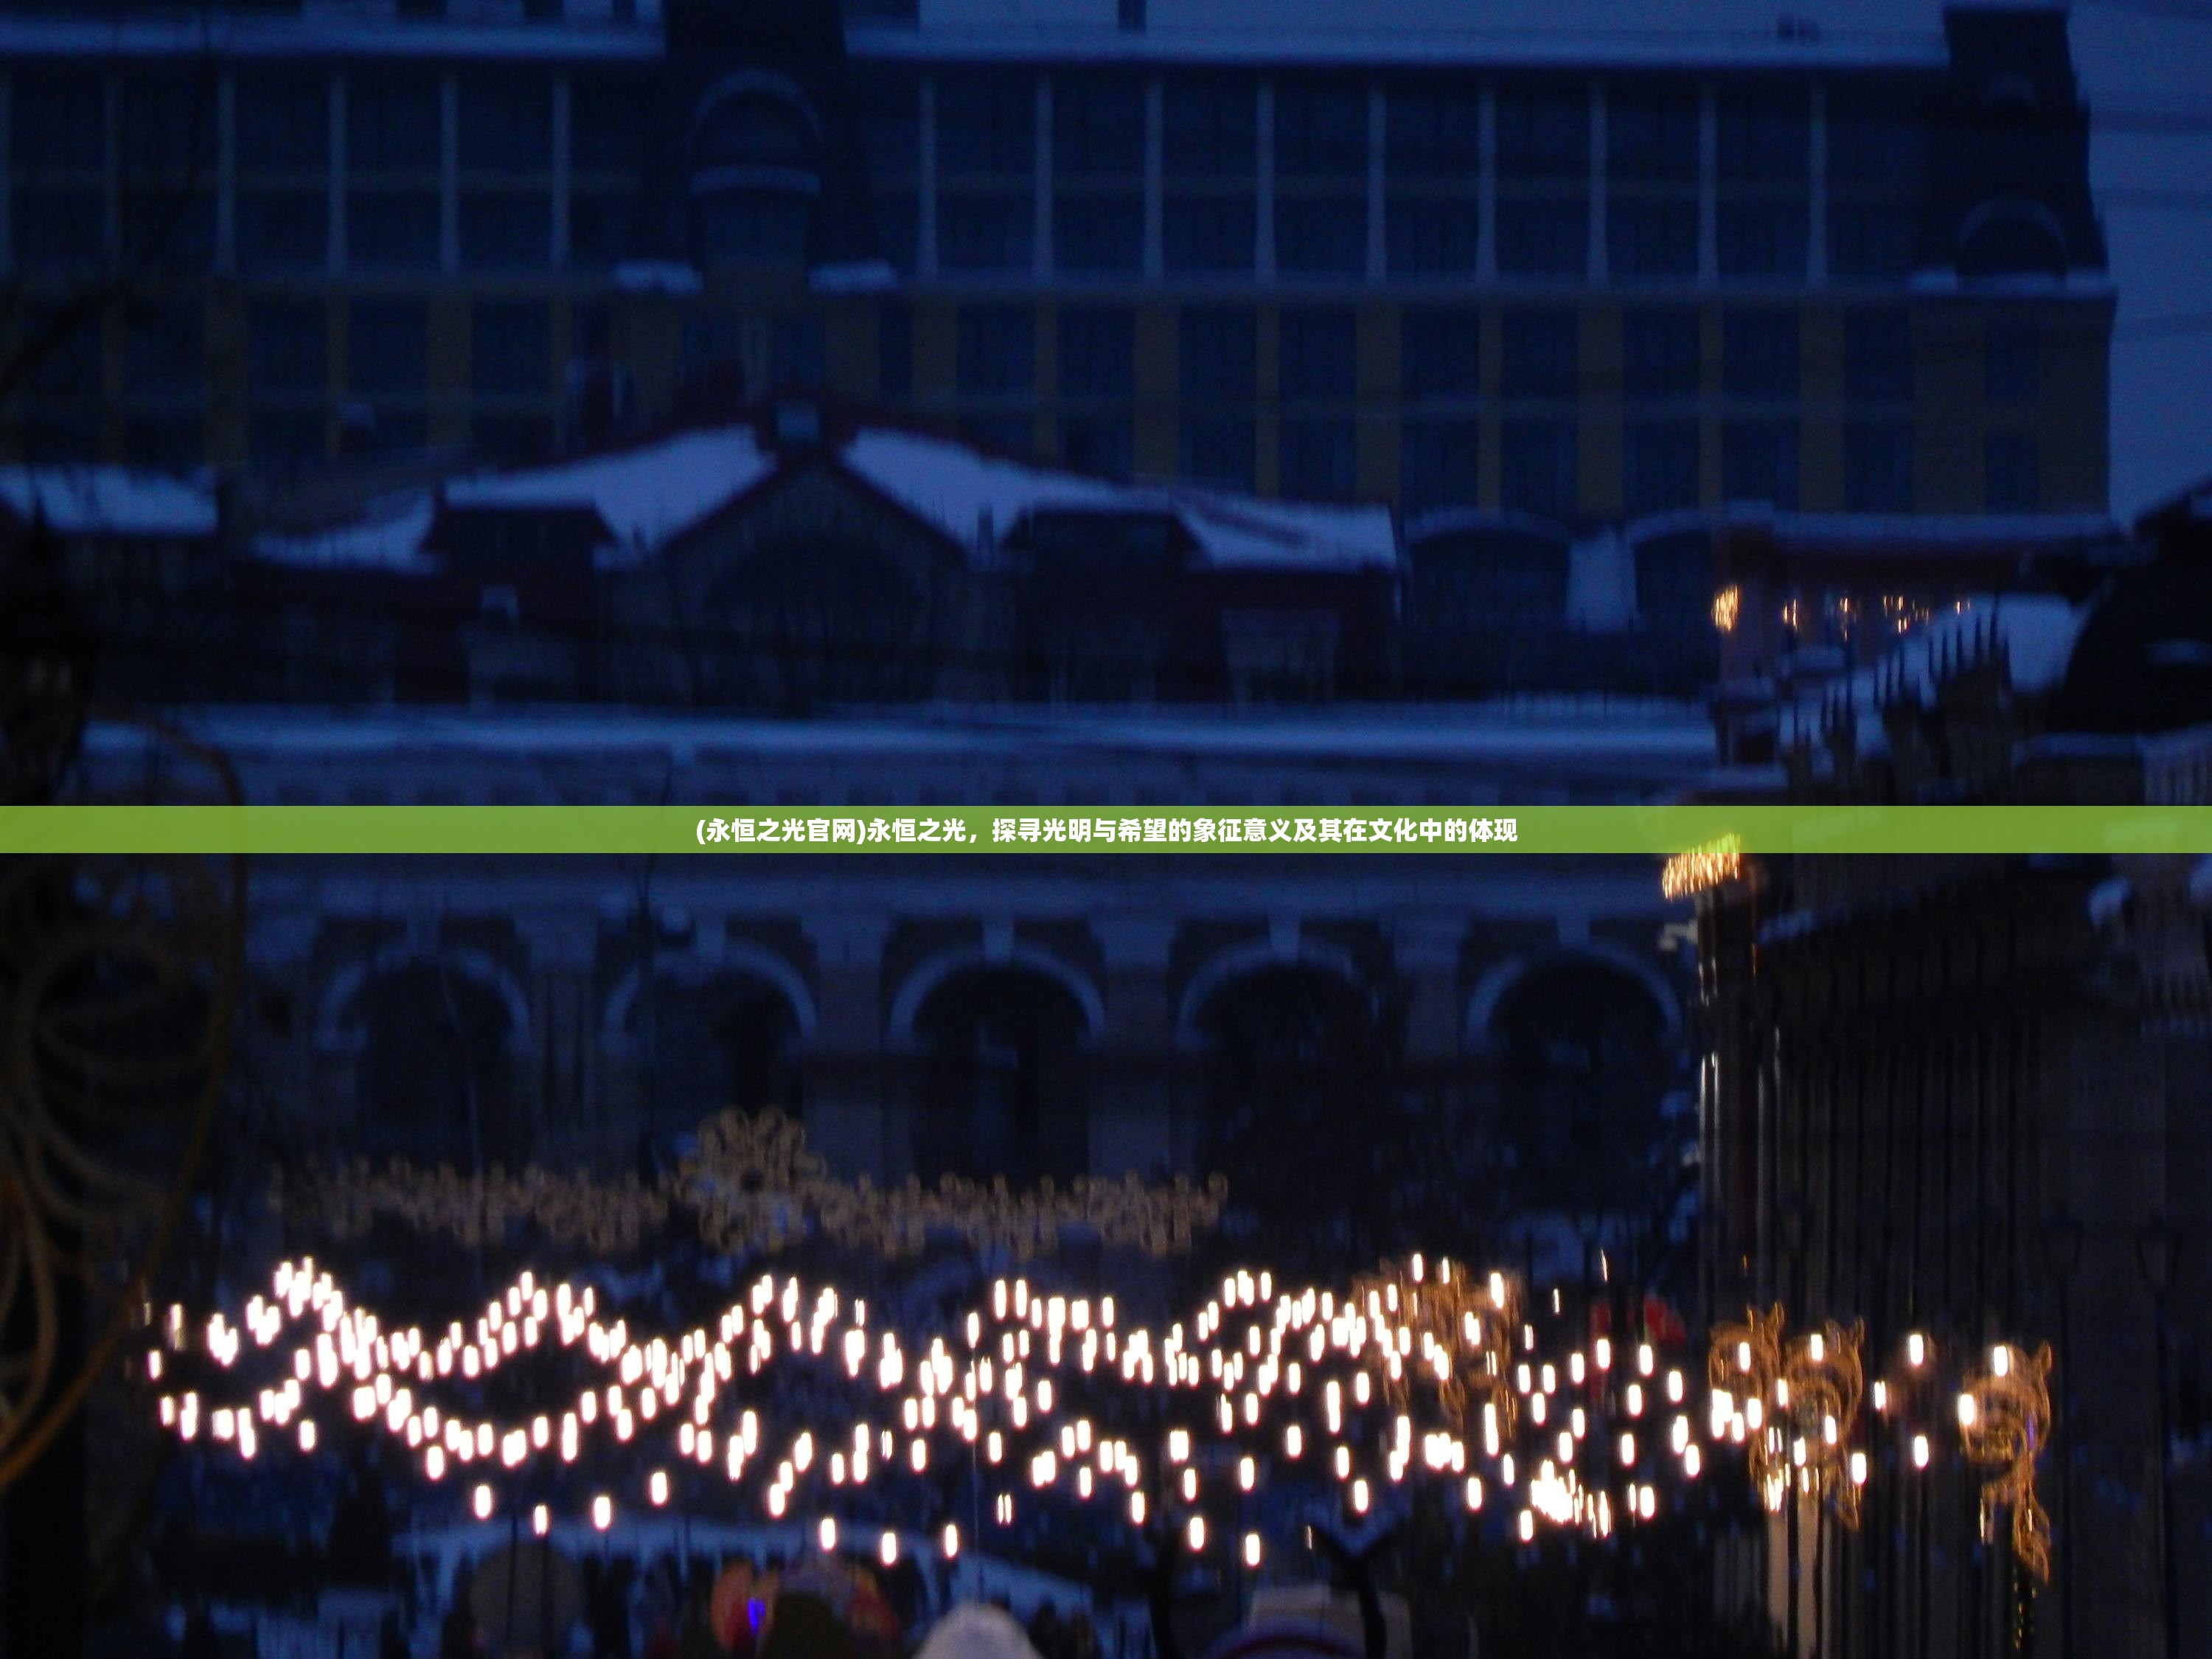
left=1686, top=491, right=2212, bottom=1657
left=1, top=0, right=2111, bottom=532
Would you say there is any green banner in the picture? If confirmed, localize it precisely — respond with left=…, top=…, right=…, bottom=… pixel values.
left=3, top=805, right=2211, bottom=856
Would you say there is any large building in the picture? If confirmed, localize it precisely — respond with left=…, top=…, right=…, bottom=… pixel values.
left=1, top=0, right=2111, bottom=534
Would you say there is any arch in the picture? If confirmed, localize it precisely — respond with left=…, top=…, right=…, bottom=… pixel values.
left=1175, top=935, right=1368, bottom=1050
left=600, top=941, right=818, bottom=1051
left=887, top=944, right=1105, bottom=1049
left=1464, top=942, right=1682, bottom=1054
left=1956, top=198, right=2069, bottom=280
left=688, top=70, right=824, bottom=154
left=316, top=947, right=531, bottom=1057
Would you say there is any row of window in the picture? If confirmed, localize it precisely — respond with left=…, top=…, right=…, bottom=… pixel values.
left=934, top=305, right=2034, bottom=405
left=10, top=72, right=645, bottom=175
left=875, top=190, right=1914, bottom=282
left=880, top=74, right=1922, bottom=187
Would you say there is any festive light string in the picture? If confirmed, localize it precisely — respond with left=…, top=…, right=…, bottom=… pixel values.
left=145, top=1265, right=2051, bottom=1585
left=283, top=1111, right=1228, bottom=1260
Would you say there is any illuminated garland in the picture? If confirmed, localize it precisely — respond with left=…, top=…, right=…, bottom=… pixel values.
left=285, top=1110, right=1229, bottom=1260
left=1660, top=834, right=1745, bottom=900
left=146, top=1266, right=2054, bottom=1586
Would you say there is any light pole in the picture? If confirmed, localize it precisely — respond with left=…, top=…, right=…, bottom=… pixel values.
left=2039, top=1210, right=2084, bottom=1659
left=2135, top=1217, right=2183, bottom=1659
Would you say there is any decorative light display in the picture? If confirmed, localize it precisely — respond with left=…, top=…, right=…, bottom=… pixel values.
left=285, top=1110, right=1228, bottom=1261
left=1660, top=835, right=1745, bottom=901
left=1959, top=1342, right=2055, bottom=1583
left=147, top=1265, right=2055, bottom=1587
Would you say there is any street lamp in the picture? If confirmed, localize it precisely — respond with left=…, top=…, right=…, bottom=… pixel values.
left=2039, top=1211, right=2084, bottom=1659
left=2134, top=1217, right=2184, bottom=1659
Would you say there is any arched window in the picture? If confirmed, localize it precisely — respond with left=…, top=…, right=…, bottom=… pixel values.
left=1194, top=965, right=1394, bottom=1259
left=1957, top=201, right=2068, bottom=282
left=350, top=961, right=521, bottom=1166
left=914, top=969, right=1090, bottom=1184
left=688, top=76, right=822, bottom=267
left=1484, top=957, right=1673, bottom=1216
left=625, top=971, right=803, bottom=1132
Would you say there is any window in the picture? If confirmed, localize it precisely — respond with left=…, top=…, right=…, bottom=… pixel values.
left=1401, top=419, right=1478, bottom=514
left=1279, top=310, right=1357, bottom=400
left=1164, top=79, right=1256, bottom=177
left=1164, top=198, right=1255, bottom=274
left=237, top=75, right=329, bottom=170
left=1501, top=310, right=1578, bottom=398
left=773, top=316, right=827, bottom=391
left=1624, top=420, right=1699, bottom=515
left=1495, top=200, right=1588, bottom=277
left=1722, top=311, right=1798, bottom=399
left=1402, top=310, right=1480, bottom=400
left=939, top=74, right=1034, bottom=174
left=959, top=307, right=1035, bottom=397
left=1277, top=198, right=1366, bottom=276
left=348, top=192, right=439, bottom=268
left=1054, top=77, right=1143, bottom=177
left=1609, top=201, right=1698, bottom=282
left=1180, top=416, right=1256, bottom=490
left=1060, top=417, right=1133, bottom=478
left=349, top=74, right=439, bottom=171
left=13, top=74, right=105, bottom=169
left=13, top=191, right=103, bottom=265
left=238, top=192, right=327, bottom=271
left=120, top=187, right=215, bottom=272
left=874, top=192, right=919, bottom=274
left=1276, top=82, right=1366, bottom=178
left=1180, top=309, right=1256, bottom=398
left=349, top=302, right=428, bottom=397
left=1845, top=312, right=1913, bottom=402
left=1985, top=431, right=2039, bottom=512
left=1386, top=199, right=1478, bottom=276
left=1279, top=418, right=1357, bottom=501
left=1607, top=91, right=1698, bottom=181
left=570, top=195, right=634, bottom=268
left=879, top=303, right=912, bottom=397
left=1829, top=204, right=1916, bottom=281
left=1829, top=109, right=1926, bottom=187
left=939, top=195, right=1032, bottom=272
left=1059, top=308, right=1134, bottom=398
left=1054, top=197, right=1143, bottom=276
left=1624, top=310, right=1700, bottom=398
left=1722, top=420, right=1799, bottom=508
left=1717, top=202, right=1806, bottom=279
left=1496, top=88, right=1588, bottom=178
left=460, top=76, right=551, bottom=171
left=1500, top=420, right=1576, bottom=517
left=1986, top=324, right=2039, bottom=404
left=121, top=80, right=215, bottom=174
left=572, top=79, right=647, bottom=172
left=1387, top=88, right=1479, bottom=178
left=460, top=195, right=551, bottom=268
left=473, top=304, right=549, bottom=398
left=125, top=304, right=204, bottom=396
left=1844, top=420, right=1913, bottom=511
left=250, top=302, right=326, bottom=395
left=1717, top=99, right=1807, bottom=182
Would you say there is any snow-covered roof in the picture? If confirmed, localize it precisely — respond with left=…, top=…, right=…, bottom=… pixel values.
left=0, top=467, right=217, bottom=540
left=256, top=420, right=1397, bottom=576
left=842, top=428, right=1397, bottom=572
left=254, top=491, right=438, bottom=574
left=445, top=427, right=775, bottom=557
left=0, top=9, right=661, bottom=63
left=1779, top=593, right=2090, bottom=753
